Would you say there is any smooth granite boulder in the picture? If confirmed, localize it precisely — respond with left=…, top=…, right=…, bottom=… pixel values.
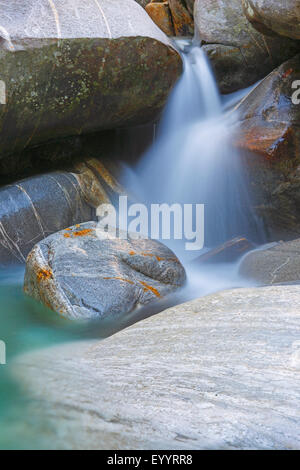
left=0, top=157, right=125, bottom=265
left=240, top=239, right=300, bottom=285
left=12, top=285, right=300, bottom=449
left=0, top=0, right=181, bottom=165
left=242, top=0, right=300, bottom=40
left=24, top=222, right=186, bottom=320
left=234, top=55, right=300, bottom=240
left=195, top=0, right=300, bottom=93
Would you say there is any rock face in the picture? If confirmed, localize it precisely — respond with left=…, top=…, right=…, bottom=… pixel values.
left=24, top=222, right=186, bottom=320
left=13, top=285, right=300, bottom=449
left=242, top=0, right=300, bottom=40
left=195, top=0, right=300, bottom=93
left=240, top=239, right=300, bottom=285
left=235, top=55, right=300, bottom=240
left=0, top=157, right=125, bottom=265
left=0, top=0, right=181, bottom=163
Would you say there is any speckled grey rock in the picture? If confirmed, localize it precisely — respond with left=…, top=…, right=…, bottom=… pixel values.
left=239, top=239, right=300, bottom=285
left=24, top=221, right=186, bottom=320
left=195, top=0, right=300, bottom=93
left=0, top=0, right=181, bottom=164
left=0, top=157, right=125, bottom=265
left=13, top=285, right=300, bottom=449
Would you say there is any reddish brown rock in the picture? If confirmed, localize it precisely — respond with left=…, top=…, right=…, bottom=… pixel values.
left=145, top=2, right=175, bottom=36
left=169, top=0, right=194, bottom=36
left=234, top=55, right=300, bottom=240
left=235, top=55, right=300, bottom=164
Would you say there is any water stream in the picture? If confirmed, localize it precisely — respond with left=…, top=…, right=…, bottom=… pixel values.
left=0, top=45, right=265, bottom=448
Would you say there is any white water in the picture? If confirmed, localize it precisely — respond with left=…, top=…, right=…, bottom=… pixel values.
left=122, top=46, right=265, bottom=267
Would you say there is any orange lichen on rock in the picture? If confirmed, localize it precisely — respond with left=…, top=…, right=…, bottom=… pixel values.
left=139, top=281, right=161, bottom=298
left=64, top=233, right=71, bottom=238
left=102, top=276, right=161, bottom=297
left=73, top=229, right=94, bottom=237
left=283, top=68, right=293, bottom=79
left=37, top=268, right=53, bottom=283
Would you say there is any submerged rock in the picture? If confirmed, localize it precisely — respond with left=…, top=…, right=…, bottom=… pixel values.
left=235, top=55, right=300, bottom=240
left=13, top=285, right=300, bottom=449
left=242, top=0, right=300, bottom=40
left=195, top=0, right=300, bottom=93
left=24, top=222, right=186, bottom=320
left=0, top=0, right=181, bottom=167
left=0, top=157, right=125, bottom=265
left=192, top=237, right=256, bottom=265
left=240, top=239, right=300, bottom=285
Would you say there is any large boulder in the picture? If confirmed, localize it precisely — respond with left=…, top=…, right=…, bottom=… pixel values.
left=195, top=0, right=300, bottom=93
left=11, top=285, right=300, bottom=449
left=0, top=156, right=125, bottom=265
left=234, top=54, right=300, bottom=240
left=0, top=0, right=181, bottom=164
left=240, top=239, right=300, bottom=285
left=242, top=0, right=300, bottom=40
left=24, top=222, right=186, bottom=320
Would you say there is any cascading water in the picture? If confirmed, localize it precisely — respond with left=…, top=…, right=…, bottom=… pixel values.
left=122, top=44, right=265, bottom=264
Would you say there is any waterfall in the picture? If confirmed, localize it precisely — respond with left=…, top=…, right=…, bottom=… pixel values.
left=122, top=45, right=265, bottom=263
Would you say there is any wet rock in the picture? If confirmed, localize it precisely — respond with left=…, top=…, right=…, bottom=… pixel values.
left=169, top=0, right=194, bottom=36
left=24, top=222, right=186, bottom=320
left=185, top=0, right=195, bottom=16
left=242, top=0, right=300, bottom=40
left=135, top=0, right=149, bottom=6
left=195, top=0, right=300, bottom=93
left=239, top=239, right=300, bottom=285
left=234, top=54, right=300, bottom=240
left=13, top=285, right=300, bottom=449
left=0, top=0, right=181, bottom=166
left=0, top=157, right=125, bottom=265
left=192, top=237, right=256, bottom=265
left=145, top=2, right=175, bottom=37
